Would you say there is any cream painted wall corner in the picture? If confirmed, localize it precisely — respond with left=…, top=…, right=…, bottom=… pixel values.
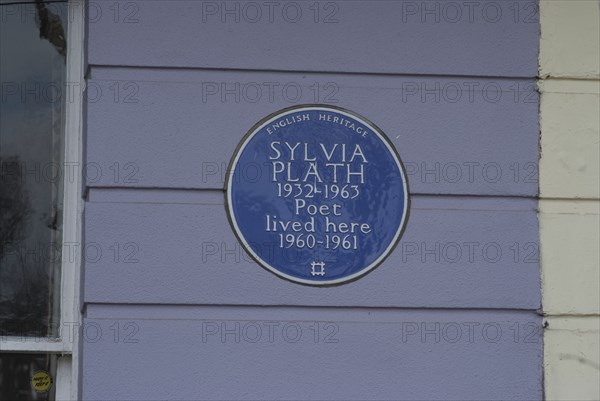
left=539, top=0, right=600, bottom=79
left=539, top=1, right=600, bottom=400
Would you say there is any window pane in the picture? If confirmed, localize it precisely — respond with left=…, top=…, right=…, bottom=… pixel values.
left=0, top=2, right=68, bottom=337
left=0, top=353, right=57, bottom=401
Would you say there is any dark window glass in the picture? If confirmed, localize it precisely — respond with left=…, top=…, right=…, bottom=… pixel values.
left=0, top=353, right=57, bottom=400
left=0, top=1, right=68, bottom=337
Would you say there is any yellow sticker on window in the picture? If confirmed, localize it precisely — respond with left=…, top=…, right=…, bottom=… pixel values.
left=31, top=370, right=53, bottom=393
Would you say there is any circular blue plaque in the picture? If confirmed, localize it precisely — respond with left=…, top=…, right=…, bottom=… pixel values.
left=225, top=105, right=409, bottom=286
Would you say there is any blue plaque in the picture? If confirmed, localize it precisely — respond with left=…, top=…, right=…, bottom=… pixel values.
left=225, top=105, right=409, bottom=286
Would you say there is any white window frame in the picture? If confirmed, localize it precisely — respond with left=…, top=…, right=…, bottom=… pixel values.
left=0, top=1, right=86, bottom=399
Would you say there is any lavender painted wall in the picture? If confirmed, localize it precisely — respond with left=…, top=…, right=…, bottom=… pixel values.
left=82, top=1, right=541, bottom=399
left=84, top=192, right=539, bottom=309
left=86, top=0, right=539, bottom=76
left=83, top=305, right=542, bottom=401
left=86, top=68, right=539, bottom=195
